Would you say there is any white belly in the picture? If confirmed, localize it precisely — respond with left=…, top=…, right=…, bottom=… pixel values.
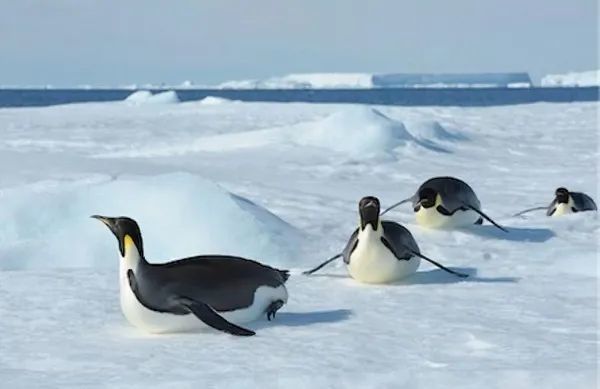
left=415, top=206, right=479, bottom=229
left=347, top=234, right=420, bottom=284
left=118, top=265, right=288, bottom=334
left=551, top=203, right=574, bottom=217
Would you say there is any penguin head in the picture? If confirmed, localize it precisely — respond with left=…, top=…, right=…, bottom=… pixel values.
left=417, top=187, right=438, bottom=210
left=91, top=215, right=144, bottom=258
left=555, top=187, right=570, bottom=204
left=358, top=196, right=380, bottom=230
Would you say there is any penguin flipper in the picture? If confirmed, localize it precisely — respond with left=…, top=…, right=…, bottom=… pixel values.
left=380, top=237, right=411, bottom=261
left=513, top=206, right=548, bottom=217
left=178, top=297, right=256, bottom=337
left=380, top=197, right=413, bottom=216
left=463, top=203, right=508, bottom=233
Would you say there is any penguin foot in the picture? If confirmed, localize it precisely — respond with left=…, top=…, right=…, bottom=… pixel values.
left=266, top=299, right=284, bottom=321
left=474, top=217, right=483, bottom=225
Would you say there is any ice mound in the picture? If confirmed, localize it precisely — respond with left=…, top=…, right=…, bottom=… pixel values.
left=124, top=90, right=180, bottom=104
left=292, top=107, right=443, bottom=155
left=404, top=120, right=468, bottom=142
left=0, top=173, right=302, bottom=270
left=541, top=70, right=600, bottom=87
left=198, top=96, right=237, bottom=105
left=124, top=90, right=152, bottom=102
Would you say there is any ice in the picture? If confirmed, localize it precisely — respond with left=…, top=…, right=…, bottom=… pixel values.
left=218, top=73, right=373, bottom=89
left=0, top=173, right=302, bottom=270
left=198, top=96, right=238, bottom=105
left=0, top=99, right=597, bottom=388
left=372, top=73, right=532, bottom=88
left=216, top=72, right=534, bottom=89
left=541, top=70, right=600, bottom=87
left=124, top=90, right=180, bottom=104
left=291, top=107, right=437, bottom=155
left=123, top=90, right=152, bottom=102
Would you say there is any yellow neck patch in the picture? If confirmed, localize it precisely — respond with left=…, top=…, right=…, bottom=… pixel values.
left=124, top=234, right=135, bottom=253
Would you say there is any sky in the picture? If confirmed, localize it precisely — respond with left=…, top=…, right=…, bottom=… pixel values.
left=0, top=0, right=598, bottom=86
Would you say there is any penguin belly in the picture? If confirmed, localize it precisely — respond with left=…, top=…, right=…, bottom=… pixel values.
left=415, top=206, right=479, bottom=229
left=118, top=264, right=287, bottom=334
left=551, top=199, right=575, bottom=217
left=347, top=232, right=420, bottom=284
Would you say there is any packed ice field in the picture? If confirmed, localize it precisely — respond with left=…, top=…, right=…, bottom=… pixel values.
left=0, top=93, right=597, bottom=388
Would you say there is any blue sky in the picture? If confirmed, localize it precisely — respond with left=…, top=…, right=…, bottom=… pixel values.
left=0, top=0, right=597, bottom=86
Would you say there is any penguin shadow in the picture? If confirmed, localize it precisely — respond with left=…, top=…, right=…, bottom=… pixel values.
left=251, top=309, right=353, bottom=330
left=465, top=225, right=555, bottom=243
left=396, top=267, right=519, bottom=285
left=307, top=268, right=517, bottom=285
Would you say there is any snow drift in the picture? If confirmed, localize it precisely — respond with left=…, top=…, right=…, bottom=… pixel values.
left=0, top=173, right=302, bottom=270
left=292, top=107, right=417, bottom=155
left=404, top=120, right=468, bottom=143
left=124, top=90, right=180, bottom=104
left=541, top=70, right=599, bottom=87
left=289, top=107, right=460, bottom=156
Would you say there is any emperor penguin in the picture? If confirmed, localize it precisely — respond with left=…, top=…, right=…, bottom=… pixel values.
left=514, top=187, right=597, bottom=217
left=381, top=176, right=507, bottom=232
left=92, top=215, right=289, bottom=337
left=303, top=196, right=467, bottom=282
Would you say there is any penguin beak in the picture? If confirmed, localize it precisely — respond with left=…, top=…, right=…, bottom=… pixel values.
left=359, top=201, right=380, bottom=230
left=418, top=197, right=435, bottom=209
left=91, top=215, right=117, bottom=234
left=91, top=215, right=127, bottom=257
left=556, top=193, right=569, bottom=204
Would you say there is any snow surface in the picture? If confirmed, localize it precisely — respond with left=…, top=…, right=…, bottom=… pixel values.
left=541, top=70, right=600, bottom=87
left=0, top=99, right=597, bottom=388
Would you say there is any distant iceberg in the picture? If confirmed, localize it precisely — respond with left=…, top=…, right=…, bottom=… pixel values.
left=216, top=72, right=532, bottom=89
left=372, top=73, right=532, bottom=88
left=541, top=70, right=599, bottom=87
left=218, top=73, right=373, bottom=89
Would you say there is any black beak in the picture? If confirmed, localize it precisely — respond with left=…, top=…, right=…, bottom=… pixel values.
left=556, top=194, right=569, bottom=204
left=418, top=198, right=434, bottom=209
left=360, top=201, right=380, bottom=230
left=91, top=215, right=118, bottom=235
left=91, top=215, right=126, bottom=257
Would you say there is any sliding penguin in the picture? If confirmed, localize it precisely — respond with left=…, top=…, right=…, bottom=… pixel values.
left=92, top=215, right=289, bottom=337
left=303, top=196, right=467, bottom=282
left=381, top=176, right=507, bottom=232
left=514, top=187, right=597, bottom=217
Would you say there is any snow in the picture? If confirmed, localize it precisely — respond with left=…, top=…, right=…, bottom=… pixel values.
left=0, top=173, right=302, bottom=270
left=541, top=70, right=600, bottom=87
left=124, top=90, right=180, bottom=104
left=0, top=99, right=597, bottom=388
left=291, top=107, right=451, bottom=156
